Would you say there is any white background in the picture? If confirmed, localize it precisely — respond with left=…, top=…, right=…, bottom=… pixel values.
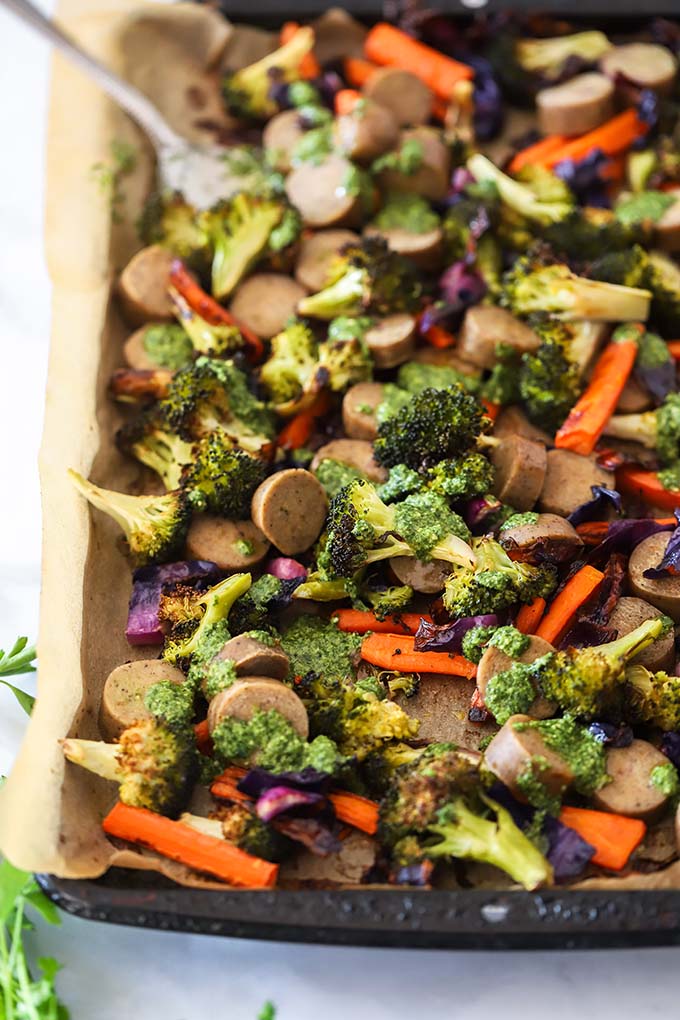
left=2, top=3, right=680, bottom=1016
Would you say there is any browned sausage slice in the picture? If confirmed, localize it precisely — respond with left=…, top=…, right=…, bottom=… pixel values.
left=536, top=72, right=614, bottom=137
left=285, top=154, right=362, bottom=228
left=185, top=516, right=270, bottom=572
left=213, top=634, right=290, bottom=680
left=378, top=127, right=451, bottom=202
left=490, top=436, right=547, bottom=512
left=310, top=438, right=387, bottom=483
left=294, top=229, right=359, bottom=292
left=655, top=190, right=680, bottom=254
left=607, top=597, right=675, bottom=673
left=364, top=68, right=434, bottom=127
left=311, top=7, right=367, bottom=63
left=251, top=469, right=328, bottom=555
left=499, top=513, right=583, bottom=564
left=628, top=532, right=680, bottom=623
left=484, top=714, right=574, bottom=804
left=600, top=43, right=678, bottom=95
left=207, top=677, right=309, bottom=738
left=333, top=100, right=400, bottom=164
left=229, top=274, right=307, bottom=340
left=539, top=449, right=613, bottom=518
left=364, top=224, right=443, bottom=271
left=123, top=325, right=168, bottom=371
left=458, top=306, right=541, bottom=370
left=100, top=660, right=186, bottom=740
left=342, top=381, right=385, bottom=441
left=494, top=406, right=551, bottom=445
left=262, top=109, right=306, bottom=173
left=118, top=245, right=175, bottom=326
left=477, top=637, right=556, bottom=720
left=412, top=346, right=481, bottom=379
left=593, top=739, right=672, bottom=821
left=616, top=375, right=652, bottom=414
left=365, top=314, right=416, bottom=369
left=389, top=556, right=450, bottom=594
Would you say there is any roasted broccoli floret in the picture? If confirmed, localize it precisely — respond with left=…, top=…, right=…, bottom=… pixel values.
left=170, top=289, right=244, bottom=358
left=163, top=572, right=252, bottom=665
left=229, top=573, right=300, bottom=634
left=363, top=584, right=415, bottom=620
left=62, top=718, right=197, bottom=817
left=297, top=237, right=425, bottom=320
left=468, top=153, right=573, bottom=225
left=427, top=452, right=495, bottom=500
left=373, top=385, right=490, bottom=472
left=137, top=191, right=208, bottom=260
left=589, top=244, right=651, bottom=289
left=180, top=803, right=293, bottom=862
left=541, top=206, right=644, bottom=263
left=222, top=25, right=315, bottom=120
left=625, top=664, right=680, bottom=731
left=137, top=323, right=194, bottom=370
left=211, top=707, right=346, bottom=774
left=316, top=334, right=373, bottom=393
left=117, top=415, right=195, bottom=491
left=518, top=328, right=582, bottom=432
left=182, top=431, right=267, bottom=517
left=393, top=490, right=475, bottom=565
left=442, top=193, right=499, bottom=262
left=648, top=251, right=680, bottom=335
left=386, top=672, right=420, bottom=698
left=377, top=463, right=425, bottom=504
left=373, top=192, right=441, bottom=235
left=603, top=392, right=680, bottom=465
left=68, top=470, right=190, bottom=566
left=258, top=320, right=319, bottom=413
left=443, top=536, right=557, bottom=619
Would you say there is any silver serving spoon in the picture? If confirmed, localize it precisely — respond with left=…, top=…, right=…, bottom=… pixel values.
left=2, top=0, right=232, bottom=208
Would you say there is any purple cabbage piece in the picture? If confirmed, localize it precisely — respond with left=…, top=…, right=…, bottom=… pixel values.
left=265, top=557, right=308, bottom=580
left=651, top=18, right=680, bottom=57
left=273, top=816, right=341, bottom=856
left=544, top=816, right=596, bottom=883
left=634, top=349, right=675, bottom=408
left=464, top=494, right=503, bottom=530
left=567, top=486, right=623, bottom=528
left=661, top=731, right=680, bottom=768
left=126, top=560, right=219, bottom=645
left=414, top=614, right=499, bottom=653
left=391, top=861, right=434, bottom=886
left=419, top=262, right=486, bottom=333
left=588, top=518, right=676, bottom=567
left=643, top=510, right=680, bottom=579
left=255, top=786, right=325, bottom=822
left=461, top=53, right=504, bottom=141
left=238, top=766, right=331, bottom=798
left=554, top=149, right=611, bottom=209
left=588, top=721, right=634, bottom=748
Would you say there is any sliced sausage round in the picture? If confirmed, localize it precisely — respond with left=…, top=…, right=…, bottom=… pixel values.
left=342, top=381, right=385, bottom=441
left=458, top=306, right=541, bottom=370
left=478, top=636, right=556, bottom=720
left=365, top=314, right=417, bottom=369
left=536, top=72, right=614, bottom=137
left=117, top=245, right=175, bottom=326
left=593, top=739, right=672, bottom=821
left=600, top=43, right=678, bottom=95
left=311, top=7, right=367, bottom=64
left=628, top=532, right=680, bottom=623
left=616, top=375, right=652, bottom=414
left=412, top=345, right=481, bottom=379
left=494, top=406, right=551, bottom=446
left=490, top=435, right=547, bottom=512
left=539, top=449, right=613, bottom=518
left=285, top=154, right=362, bottom=229
left=294, top=229, right=359, bottom=292
left=364, top=68, right=433, bottom=127
left=310, top=438, right=387, bottom=483
left=499, top=514, right=583, bottom=565
left=333, top=100, right=400, bottom=164
left=251, top=469, right=328, bottom=556
left=213, top=634, right=290, bottom=680
left=229, top=274, right=307, bottom=340
left=378, top=127, right=451, bottom=202
left=607, top=597, right=675, bottom=673
left=100, top=659, right=186, bottom=740
left=389, top=556, right=450, bottom=594
left=364, top=224, right=443, bottom=271
left=655, top=191, right=680, bottom=254
left=207, top=677, right=309, bottom=739
left=484, top=714, right=573, bottom=804
left=185, top=516, right=270, bottom=572
left=262, top=109, right=306, bottom=173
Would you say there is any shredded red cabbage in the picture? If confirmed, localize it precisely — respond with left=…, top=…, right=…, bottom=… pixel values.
left=255, top=786, right=325, bottom=823
left=643, top=510, right=680, bottom=578
left=567, top=486, right=623, bottom=528
left=126, top=560, right=219, bottom=645
left=414, top=614, right=499, bottom=652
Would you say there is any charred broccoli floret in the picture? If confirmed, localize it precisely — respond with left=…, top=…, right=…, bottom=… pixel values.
left=648, top=251, right=680, bottom=335
left=170, top=289, right=244, bottom=358
left=518, top=326, right=582, bottom=432
left=229, top=573, right=300, bottom=635
left=297, top=237, right=425, bottom=320
left=603, top=392, right=680, bottom=465
left=116, top=415, right=195, bottom=491
left=373, top=385, right=490, bottom=472
left=443, top=536, right=557, bottom=619
left=541, top=207, right=644, bottom=263
left=68, top=470, right=190, bottom=566
left=362, top=584, right=415, bottom=620
left=316, top=333, right=372, bottom=393
left=182, top=431, right=267, bottom=517
left=258, top=319, right=319, bottom=413
left=180, top=803, right=293, bottom=862
left=162, top=572, right=252, bottom=665
left=222, top=25, right=315, bottom=120
left=386, top=672, right=420, bottom=698
left=211, top=707, right=346, bottom=775
left=62, top=718, right=197, bottom=817
left=468, top=153, right=573, bottom=225
left=589, top=244, right=651, bottom=289
left=427, top=452, right=495, bottom=500
left=625, top=664, right=680, bottom=731
left=137, top=191, right=208, bottom=260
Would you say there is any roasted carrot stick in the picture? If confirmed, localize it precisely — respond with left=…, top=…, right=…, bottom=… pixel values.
left=333, top=609, right=431, bottom=635
left=515, top=597, right=546, bottom=635
left=421, top=323, right=457, bottom=349
left=508, top=134, right=568, bottom=174
left=276, top=391, right=332, bottom=450
left=543, top=109, right=648, bottom=169
left=559, top=806, right=646, bottom=871
left=102, top=802, right=278, bottom=887
left=555, top=323, right=643, bottom=456
left=361, top=633, right=476, bottom=677
left=280, top=22, right=321, bottom=78
left=344, top=56, right=378, bottom=87
left=667, top=341, right=680, bottom=360
left=481, top=399, right=500, bottom=422
left=364, top=23, right=473, bottom=101
left=335, top=88, right=362, bottom=116
left=616, top=466, right=680, bottom=511
left=169, top=260, right=264, bottom=362
left=535, top=566, right=605, bottom=646
left=328, top=792, right=379, bottom=834
left=194, top=719, right=213, bottom=756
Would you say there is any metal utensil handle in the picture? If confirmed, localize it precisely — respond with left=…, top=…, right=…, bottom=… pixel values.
left=1, top=0, right=181, bottom=150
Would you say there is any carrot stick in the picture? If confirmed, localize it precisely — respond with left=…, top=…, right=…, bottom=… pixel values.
left=543, top=109, right=649, bottom=169
left=169, top=260, right=264, bottom=362
left=515, top=597, right=546, bottom=635
left=333, top=608, right=431, bottom=635
left=616, top=466, right=680, bottom=511
left=280, top=22, right=321, bottom=78
left=555, top=325, right=642, bottom=456
left=194, top=719, right=213, bottom=756
left=575, top=521, right=611, bottom=545
left=344, top=56, right=378, bottom=87
left=535, top=565, right=604, bottom=646
left=102, top=802, right=278, bottom=887
left=667, top=341, right=680, bottom=360
left=364, top=23, right=473, bottom=101
left=508, top=134, right=568, bottom=174
left=361, top=633, right=476, bottom=678
left=559, top=806, right=646, bottom=871
left=328, top=792, right=379, bottom=834
left=470, top=686, right=487, bottom=711
left=481, top=399, right=500, bottom=422
left=421, top=323, right=456, bottom=349
left=276, top=390, right=332, bottom=450
left=335, top=88, right=362, bottom=116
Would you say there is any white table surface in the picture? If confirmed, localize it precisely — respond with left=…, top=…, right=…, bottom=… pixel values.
left=2, top=4, right=680, bottom=1017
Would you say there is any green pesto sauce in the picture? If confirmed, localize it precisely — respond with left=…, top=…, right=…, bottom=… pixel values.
left=515, top=716, right=608, bottom=798
left=185, top=621, right=232, bottom=690
left=516, top=756, right=562, bottom=814
left=145, top=679, right=195, bottom=727
left=314, top=458, right=366, bottom=499
left=377, top=463, right=424, bottom=504
left=373, top=193, right=440, bottom=235
left=488, top=626, right=530, bottom=659
left=615, top=190, right=675, bottom=227
left=328, top=316, right=374, bottom=343
left=211, top=707, right=342, bottom=774
left=376, top=382, right=412, bottom=425
left=372, top=138, right=424, bottom=176
left=291, top=125, right=333, bottom=166
left=202, top=657, right=238, bottom=701
left=658, top=461, right=680, bottom=491
left=393, top=491, right=470, bottom=560
left=500, top=512, right=540, bottom=531
left=461, top=625, right=498, bottom=665
left=142, top=324, right=193, bottom=370
left=650, top=762, right=680, bottom=797
left=484, top=662, right=536, bottom=724
left=288, top=80, right=322, bottom=108
left=281, top=615, right=363, bottom=682
left=342, top=164, right=375, bottom=214
left=246, top=629, right=276, bottom=647
left=234, top=539, right=254, bottom=557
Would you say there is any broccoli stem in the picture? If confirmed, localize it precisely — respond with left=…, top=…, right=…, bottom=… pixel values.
left=297, top=268, right=366, bottom=319
left=68, top=470, right=162, bottom=537
left=598, top=618, right=667, bottom=664
left=467, top=153, right=570, bottom=225
left=430, top=535, right=477, bottom=569
left=61, top=738, right=121, bottom=782
left=602, top=411, right=658, bottom=449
